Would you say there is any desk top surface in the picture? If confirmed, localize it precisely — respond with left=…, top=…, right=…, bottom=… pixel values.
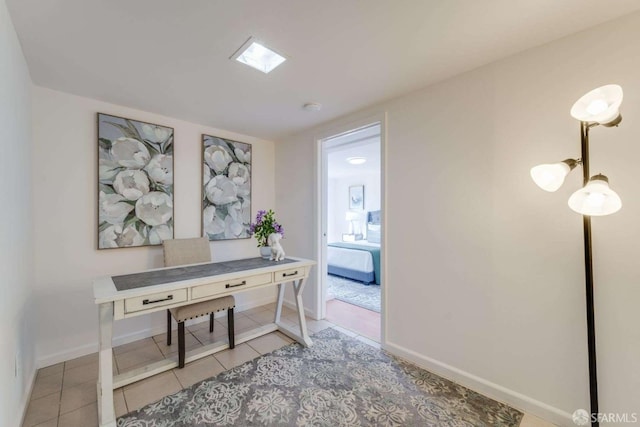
left=113, top=257, right=297, bottom=291
left=93, top=256, right=315, bottom=304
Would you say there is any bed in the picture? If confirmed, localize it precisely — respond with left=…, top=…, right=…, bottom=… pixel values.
left=327, top=210, right=381, bottom=285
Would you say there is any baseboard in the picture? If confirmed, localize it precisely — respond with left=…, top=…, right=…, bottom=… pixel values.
left=283, top=298, right=317, bottom=320
left=36, top=295, right=277, bottom=369
left=18, top=366, right=37, bottom=427
left=303, top=306, right=316, bottom=319
left=384, top=340, right=573, bottom=427
left=37, top=341, right=89, bottom=370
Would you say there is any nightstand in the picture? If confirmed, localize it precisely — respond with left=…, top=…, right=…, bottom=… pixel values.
left=342, top=233, right=363, bottom=242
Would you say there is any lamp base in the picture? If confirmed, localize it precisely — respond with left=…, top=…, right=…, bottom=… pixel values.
left=342, top=233, right=363, bottom=242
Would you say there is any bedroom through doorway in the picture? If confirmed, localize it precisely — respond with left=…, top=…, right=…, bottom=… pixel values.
left=320, top=123, right=382, bottom=342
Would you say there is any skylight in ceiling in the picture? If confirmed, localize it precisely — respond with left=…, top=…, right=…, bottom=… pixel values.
left=232, top=37, right=286, bottom=74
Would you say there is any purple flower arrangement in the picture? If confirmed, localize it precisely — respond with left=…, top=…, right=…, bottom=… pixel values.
left=250, top=209, right=284, bottom=247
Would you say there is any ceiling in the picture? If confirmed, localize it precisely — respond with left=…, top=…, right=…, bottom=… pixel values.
left=327, top=125, right=380, bottom=178
left=328, top=140, right=381, bottom=179
left=8, top=1, right=640, bottom=140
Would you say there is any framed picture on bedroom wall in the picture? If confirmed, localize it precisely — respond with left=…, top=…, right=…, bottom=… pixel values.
left=201, top=134, right=252, bottom=240
left=349, top=185, right=364, bottom=210
left=97, top=113, right=174, bottom=249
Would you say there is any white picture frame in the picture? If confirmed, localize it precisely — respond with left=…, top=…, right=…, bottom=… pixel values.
left=349, top=185, right=364, bottom=210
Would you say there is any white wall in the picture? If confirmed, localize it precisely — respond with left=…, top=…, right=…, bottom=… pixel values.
left=0, top=0, right=35, bottom=425
left=276, top=12, right=640, bottom=426
left=32, top=87, right=277, bottom=366
left=327, top=172, right=380, bottom=242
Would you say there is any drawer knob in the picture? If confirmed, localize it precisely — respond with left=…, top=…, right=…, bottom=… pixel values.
left=282, top=271, right=298, bottom=277
left=225, top=280, right=247, bottom=289
left=142, top=295, right=173, bottom=305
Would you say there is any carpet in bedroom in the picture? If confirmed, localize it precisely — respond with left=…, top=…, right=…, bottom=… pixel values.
left=117, top=328, right=523, bottom=426
left=326, top=274, right=380, bottom=312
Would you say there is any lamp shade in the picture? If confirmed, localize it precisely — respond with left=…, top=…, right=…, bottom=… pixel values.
left=530, top=159, right=577, bottom=192
left=345, top=211, right=359, bottom=221
left=568, top=174, right=622, bottom=216
left=570, top=84, right=623, bottom=126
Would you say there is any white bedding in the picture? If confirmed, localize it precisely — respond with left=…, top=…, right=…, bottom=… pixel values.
left=327, top=241, right=379, bottom=273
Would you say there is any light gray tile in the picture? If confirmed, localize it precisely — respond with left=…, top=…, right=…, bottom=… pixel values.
left=57, top=402, right=98, bottom=427
left=173, top=356, right=225, bottom=388
left=234, top=315, right=261, bottom=333
left=23, top=392, right=60, bottom=427
left=191, top=325, right=229, bottom=345
left=246, top=332, right=292, bottom=355
left=153, top=330, right=172, bottom=343
left=36, top=363, right=64, bottom=380
left=281, top=305, right=296, bottom=316
left=114, top=389, right=128, bottom=418
left=262, top=302, right=277, bottom=311
left=281, top=309, right=300, bottom=319
left=306, top=319, right=333, bottom=333
left=154, top=329, right=195, bottom=344
left=62, top=363, right=98, bottom=390
left=186, top=318, right=227, bottom=332
left=115, top=343, right=164, bottom=372
left=113, top=337, right=155, bottom=356
left=33, top=418, right=58, bottom=427
left=156, top=333, right=202, bottom=357
left=64, top=353, right=97, bottom=371
left=242, top=305, right=271, bottom=316
left=31, top=370, right=63, bottom=400
left=59, top=379, right=97, bottom=415
left=277, top=316, right=298, bottom=329
left=123, top=371, right=182, bottom=412
left=245, top=309, right=276, bottom=325
left=213, top=343, right=260, bottom=370
left=202, top=318, right=230, bottom=330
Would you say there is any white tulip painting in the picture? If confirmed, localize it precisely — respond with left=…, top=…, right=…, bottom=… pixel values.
left=97, top=113, right=174, bottom=249
left=202, top=135, right=251, bottom=241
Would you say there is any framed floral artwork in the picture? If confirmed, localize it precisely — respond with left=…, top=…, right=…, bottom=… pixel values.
left=202, top=134, right=251, bottom=240
left=97, top=113, right=174, bottom=249
left=349, top=185, right=364, bottom=210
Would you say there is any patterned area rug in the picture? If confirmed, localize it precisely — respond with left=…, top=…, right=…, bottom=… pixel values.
left=118, top=328, right=523, bottom=426
left=327, top=274, right=381, bottom=313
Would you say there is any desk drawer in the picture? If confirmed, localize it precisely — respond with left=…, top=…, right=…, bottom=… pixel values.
left=124, top=289, right=187, bottom=314
left=192, top=272, right=272, bottom=300
left=274, top=267, right=306, bottom=282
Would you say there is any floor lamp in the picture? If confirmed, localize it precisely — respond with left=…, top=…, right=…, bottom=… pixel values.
left=530, top=85, right=624, bottom=427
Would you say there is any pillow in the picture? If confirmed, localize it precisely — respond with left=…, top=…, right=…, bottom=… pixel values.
left=367, top=210, right=381, bottom=225
left=367, top=225, right=381, bottom=243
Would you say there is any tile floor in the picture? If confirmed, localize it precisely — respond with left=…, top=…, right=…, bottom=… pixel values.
left=23, top=303, right=356, bottom=427
left=22, top=302, right=555, bottom=427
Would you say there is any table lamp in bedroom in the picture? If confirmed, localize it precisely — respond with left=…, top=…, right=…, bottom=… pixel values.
left=345, top=211, right=360, bottom=234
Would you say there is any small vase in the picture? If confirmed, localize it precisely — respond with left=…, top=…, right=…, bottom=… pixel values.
left=259, top=247, right=271, bottom=260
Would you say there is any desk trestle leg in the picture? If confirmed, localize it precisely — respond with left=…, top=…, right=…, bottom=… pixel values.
left=274, top=278, right=313, bottom=347
left=292, top=277, right=312, bottom=347
left=98, top=302, right=116, bottom=427
left=274, top=282, right=286, bottom=324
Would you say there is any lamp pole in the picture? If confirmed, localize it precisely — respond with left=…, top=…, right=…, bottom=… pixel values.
left=532, top=85, right=624, bottom=426
left=580, top=122, right=599, bottom=426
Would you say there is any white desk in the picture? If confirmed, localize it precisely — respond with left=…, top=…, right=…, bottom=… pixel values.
left=92, top=256, right=316, bottom=427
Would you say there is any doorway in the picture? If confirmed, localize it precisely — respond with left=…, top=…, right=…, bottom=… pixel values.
left=318, top=121, right=384, bottom=342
